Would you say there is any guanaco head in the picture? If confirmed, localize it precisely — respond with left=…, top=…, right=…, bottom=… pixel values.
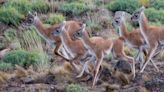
left=131, top=6, right=145, bottom=22
left=73, top=24, right=86, bottom=39
left=52, top=21, right=66, bottom=36
left=112, top=12, right=126, bottom=28
left=25, top=11, right=39, bottom=25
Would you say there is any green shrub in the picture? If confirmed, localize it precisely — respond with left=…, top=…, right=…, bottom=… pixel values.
left=2, top=50, right=42, bottom=68
left=45, top=14, right=65, bottom=25
left=106, top=0, right=140, bottom=13
left=150, top=0, right=164, bottom=10
left=59, top=2, right=89, bottom=15
left=149, top=21, right=163, bottom=26
left=0, top=61, right=13, bottom=71
left=31, top=0, right=50, bottom=13
left=4, top=0, right=32, bottom=14
left=66, top=84, right=88, bottom=92
left=0, top=6, right=24, bottom=26
left=145, top=8, right=164, bottom=24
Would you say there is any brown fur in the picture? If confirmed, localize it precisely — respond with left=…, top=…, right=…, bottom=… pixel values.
left=33, top=16, right=82, bottom=60
left=73, top=25, right=135, bottom=87
left=131, top=9, right=164, bottom=72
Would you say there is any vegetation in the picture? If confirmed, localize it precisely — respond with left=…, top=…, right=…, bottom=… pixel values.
left=31, top=0, right=50, bottom=13
left=145, top=8, right=164, bottom=24
left=0, top=0, right=164, bottom=91
left=0, top=61, right=12, bottom=71
left=150, top=0, right=164, bottom=10
left=66, top=84, right=88, bottom=92
left=2, top=50, right=39, bottom=67
left=4, top=0, right=32, bottom=14
left=45, top=13, right=65, bottom=25
left=4, top=28, right=17, bottom=42
left=0, top=6, right=24, bottom=26
left=106, top=0, right=140, bottom=13
left=59, top=2, right=90, bottom=15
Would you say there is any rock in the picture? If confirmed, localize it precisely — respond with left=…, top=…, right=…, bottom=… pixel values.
left=114, top=59, right=132, bottom=74
left=112, top=69, right=130, bottom=85
left=0, top=48, right=11, bottom=59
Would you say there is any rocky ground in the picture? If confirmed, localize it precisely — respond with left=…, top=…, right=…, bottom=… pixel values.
left=0, top=57, right=164, bottom=92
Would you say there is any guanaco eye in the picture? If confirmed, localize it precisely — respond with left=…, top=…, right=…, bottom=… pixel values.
left=115, top=20, right=119, bottom=23
left=135, top=15, right=138, bottom=18
left=56, top=29, right=60, bottom=33
left=77, top=32, right=80, bottom=35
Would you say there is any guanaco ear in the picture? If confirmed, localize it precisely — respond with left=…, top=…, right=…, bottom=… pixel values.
left=141, top=6, right=145, bottom=11
left=81, top=24, right=86, bottom=32
left=61, top=21, right=66, bottom=30
left=34, top=12, right=38, bottom=17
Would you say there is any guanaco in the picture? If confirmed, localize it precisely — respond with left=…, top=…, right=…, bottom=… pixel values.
left=52, top=21, right=101, bottom=78
left=73, top=24, right=135, bottom=87
left=112, top=12, right=149, bottom=69
left=131, top=6, right=164, bottom=72
left=27, top=12, right=82, bottom=60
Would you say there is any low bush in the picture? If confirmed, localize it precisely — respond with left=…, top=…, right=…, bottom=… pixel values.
left=145, top=8, right=164, bottom=24
left=106, top=0, right=140, bottom=14
left=45, top=13, right=65, bottom=25
left=59, top=2, right=89, bottom=15
left=2, top=50, right=42, bottom=68
left=66, top=84, right=88, bottom=92
left=150, top=0, right=164, bottom=10
left=0, top=6, right=24, bottom=26
left=4, top=0, right=32, bottom=14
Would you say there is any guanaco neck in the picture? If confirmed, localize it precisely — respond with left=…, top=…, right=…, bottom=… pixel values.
left=139, top=12, right=149, bottom=33
left=81, top=32, right=93, bottom=50
left=119, top=20, right=128, bottom=37
left=34, top=17, right=49, bottom=35
left=139, top=12, right=150, bottom=46
left=33, top=17, right=54, bottom=45
left=60, top=29, right=75, bottom=58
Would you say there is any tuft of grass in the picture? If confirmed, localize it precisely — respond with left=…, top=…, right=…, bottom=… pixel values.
left=45, top=13, right=65, bottom=25
left=0, top=6, right=24, bottom=26
left=0, top=61, right=13, bottom=71
left=86, top=20, right=102, bottom=32
left=4, top=28, right=17, bottom=42
left=66, top=84, right=88, bottom=92
left=17, top=26, right=50, bottom=72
